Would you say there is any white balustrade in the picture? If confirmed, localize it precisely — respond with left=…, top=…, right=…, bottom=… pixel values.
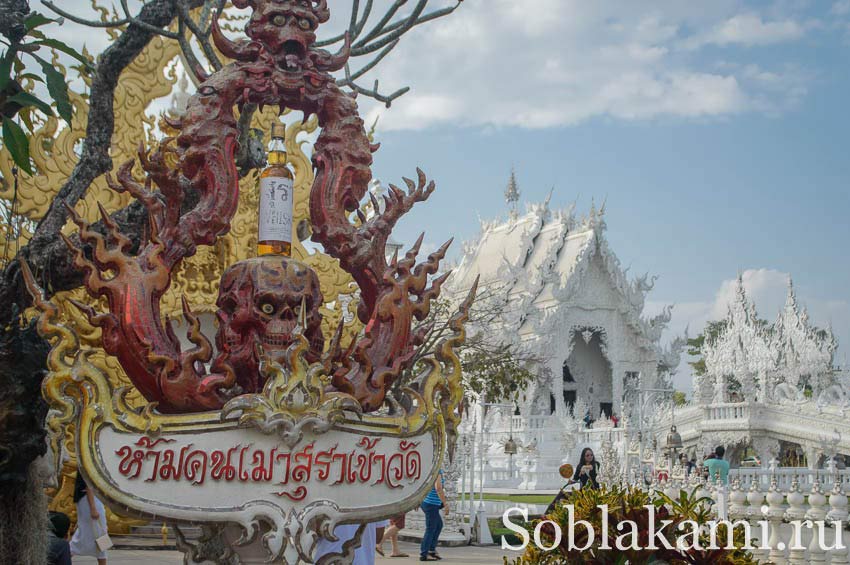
left=703, top=402, right=751, bottom=421
left=731, top=468, right=850, bottom=492
left=629, top=469, right=850, bottom=563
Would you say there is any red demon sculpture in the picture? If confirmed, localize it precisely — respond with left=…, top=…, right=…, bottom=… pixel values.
left=65, top=0, right=450, bottom=413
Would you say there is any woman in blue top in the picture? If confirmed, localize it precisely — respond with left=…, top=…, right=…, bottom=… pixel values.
left=420, top=469, right=448, bottom=561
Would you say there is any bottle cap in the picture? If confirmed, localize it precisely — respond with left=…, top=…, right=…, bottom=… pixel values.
left=270, top=122, right=285, bottom=139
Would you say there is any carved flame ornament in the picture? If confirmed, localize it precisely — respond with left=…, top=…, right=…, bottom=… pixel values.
left=23, top=1, right=476, bottom=562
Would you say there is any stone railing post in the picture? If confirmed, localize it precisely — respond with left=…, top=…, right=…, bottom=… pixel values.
left=785, top=476, right=808, bottom=565
left=807, top=478, right=828, bottom=564
left=828, top=480, right=849, bottom=565
left=728, top=477, right=747, bottom=518
left=688, top=468, right=701, bottom=491
left=714, top=476, right=728, bottom=520
left=747, top=478, right=768, bottom=563
left=766, top=475, right=788, bottom=565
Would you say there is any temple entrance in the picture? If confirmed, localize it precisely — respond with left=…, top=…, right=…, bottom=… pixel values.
left=565, top=329, right=613, bottom=420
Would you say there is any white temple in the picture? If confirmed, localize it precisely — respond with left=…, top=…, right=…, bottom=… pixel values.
left=669, top=276, right=848, bottom=468
left=447, top=176, right=849, bottom=496
left=447, top=181, right=685, bottom=488
left=449, top=199, right=682, bottom=420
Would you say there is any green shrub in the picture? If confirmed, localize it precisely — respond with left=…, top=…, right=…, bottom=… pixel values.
left=506, top=484, right=757, bottom=564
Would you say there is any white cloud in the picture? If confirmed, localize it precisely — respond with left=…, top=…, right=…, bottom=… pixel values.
left=652, top=269, right=850, bottom=395
left=44, top=1, right=815, bottom=132
left=832, top=1, right=850, bottom=16
left=353, top=1, right=814, bottom=131
left=686, top=13, right=805, bottom=48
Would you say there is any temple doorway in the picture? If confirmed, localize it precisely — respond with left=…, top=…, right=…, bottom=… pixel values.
left=565, top=329, right=613, bottom=420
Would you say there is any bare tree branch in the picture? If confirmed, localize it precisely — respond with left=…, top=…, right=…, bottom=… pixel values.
left=174, top=0, right=223, bottom=72
left=0, top=0, right=208, bottom=327
left=326, top=0, right=462, bottom=106
left=397, top=282, right=544, bottom=403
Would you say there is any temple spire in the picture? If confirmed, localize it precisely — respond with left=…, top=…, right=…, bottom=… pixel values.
left=505, top=167, right=520, bottom=219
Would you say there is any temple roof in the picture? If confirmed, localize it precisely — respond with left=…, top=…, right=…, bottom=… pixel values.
left=703, top=275, right=775, bottom=378
left=448, top=195, right=675, bottom=357
left=702, top=275, right=837, bottom=382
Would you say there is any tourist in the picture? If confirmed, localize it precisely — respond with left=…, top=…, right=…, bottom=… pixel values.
left=572, top=447, right=599, bottom=489
left=703, top=445, right=730, bottom=484
left=70, top=473, right=108, bottom=565
left=47, top=511, right=71, bottom=565
left=685, top=454, right=697, bottom=476
left=583, top=410, right=593, bottom=428
left=701, top=452, right=715, bottom=479
left=611, top=413, right=619, bottom=427
left=314, top=520, right=388, bottom=564
left=420, top=470, right=448, bottom=561
left=376, top=513, right=408, bottom=558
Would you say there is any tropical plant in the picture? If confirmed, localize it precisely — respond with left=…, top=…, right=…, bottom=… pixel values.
left=0, top=10, right=88, bottom=173
left=509, top=484, right=757, bottom=564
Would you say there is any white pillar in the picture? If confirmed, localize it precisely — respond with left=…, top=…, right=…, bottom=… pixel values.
left=785, top=476, right=808, bottom=565
left=766, top=476, right=788, bottom=565
left=807, top=478, right=828, bottom=564
left=747, top=478, right=768, bottom=563
left=828, top=481, right=849, bottom=565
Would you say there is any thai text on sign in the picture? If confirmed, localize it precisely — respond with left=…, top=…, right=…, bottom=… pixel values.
left=114, top=435, right=422, bottom=501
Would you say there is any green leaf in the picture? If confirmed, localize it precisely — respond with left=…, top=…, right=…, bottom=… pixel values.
left=24, top=12, right=58, bottom=32
left=32, top=38, right=91, bottom=67
left=17, top=73, right=44, bottom=84
left=18, top=106, right=34, bottom=132
left=32, top=54, right=72, bottom=124
left=2, top=116, right=33, bottom=175
left=0, top=50, right=15, bottom=92
left=5, top=91, right=54, bottom=116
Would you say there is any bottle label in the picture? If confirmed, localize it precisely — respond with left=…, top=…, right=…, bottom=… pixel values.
left=259, top=176, right=294, bottom=244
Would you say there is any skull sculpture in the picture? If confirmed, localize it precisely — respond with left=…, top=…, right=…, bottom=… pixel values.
left=214, top=256, right=324, bottom=393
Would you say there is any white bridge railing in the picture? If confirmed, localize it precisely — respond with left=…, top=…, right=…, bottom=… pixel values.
left=729, top=468, right=850, bottom=491
left=704, top=402, right=751, bottom=420
left=639, top=472, right=850, bottom=564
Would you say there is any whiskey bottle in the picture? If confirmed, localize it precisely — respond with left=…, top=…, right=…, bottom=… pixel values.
left=257, top=122, right=294, bottom=256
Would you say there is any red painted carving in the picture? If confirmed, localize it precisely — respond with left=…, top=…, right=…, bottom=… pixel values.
left=64, top=0, right=452, bottom=413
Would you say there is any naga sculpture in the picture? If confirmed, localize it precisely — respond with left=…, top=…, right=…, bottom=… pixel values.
left=62, top=0, right=452, bottom=414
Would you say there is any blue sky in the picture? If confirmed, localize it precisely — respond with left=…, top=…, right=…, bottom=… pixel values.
left=53, top=0, right=850, bottom=390
left=349, top=0, right=850, bottom=389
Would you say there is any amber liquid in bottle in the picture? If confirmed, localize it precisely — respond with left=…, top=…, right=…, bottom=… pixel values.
left=257, top=123, right=294, bottom=256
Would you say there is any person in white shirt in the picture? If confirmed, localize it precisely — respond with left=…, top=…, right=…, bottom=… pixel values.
left=314, top=520, right=389, bottom=564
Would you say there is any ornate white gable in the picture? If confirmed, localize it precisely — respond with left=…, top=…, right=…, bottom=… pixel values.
left=700, top=275, right=838, bottom=404
left=772, top=278, right=836, bottom=392
left=448, top=194, right=683, bottom=419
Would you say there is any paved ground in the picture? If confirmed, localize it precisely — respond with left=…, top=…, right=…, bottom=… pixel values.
left=73, top=540, right=521, bottom=563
